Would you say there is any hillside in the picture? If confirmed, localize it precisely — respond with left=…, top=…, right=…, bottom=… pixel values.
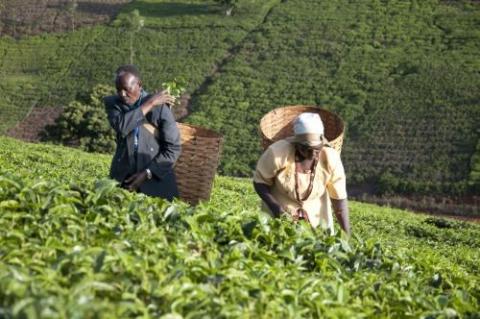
left=0, top=0, right=279, bottom=133
left=1, top=137, right=479, bottom=317
left=1, top=0, right=479, bottom=205
left=0, top=0, right=130, bottom=37
left=186, top=0, right=480, bottom=196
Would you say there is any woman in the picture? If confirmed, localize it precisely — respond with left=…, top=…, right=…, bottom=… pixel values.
left=253, top=113, right=350, bottom=235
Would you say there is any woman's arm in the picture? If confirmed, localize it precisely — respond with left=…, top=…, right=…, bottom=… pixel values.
left=253, top=182, right=284, bottom=218
left=331, top=198, right=350, bottom=235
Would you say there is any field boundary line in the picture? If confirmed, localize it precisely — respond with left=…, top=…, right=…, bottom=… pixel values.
left=180, top=0, right=283, bottom=120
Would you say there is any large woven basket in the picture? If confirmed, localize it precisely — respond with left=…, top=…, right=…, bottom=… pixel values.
left=174, top=123, right=223, bottom=205
left=260, top=105, right=344, bottom=153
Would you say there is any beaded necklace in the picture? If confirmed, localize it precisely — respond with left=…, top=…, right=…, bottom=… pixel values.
left=294, top=155, right=319, bottom=202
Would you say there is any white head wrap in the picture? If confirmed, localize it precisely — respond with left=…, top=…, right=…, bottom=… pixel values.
left=293, top=113, right=324, bottom=136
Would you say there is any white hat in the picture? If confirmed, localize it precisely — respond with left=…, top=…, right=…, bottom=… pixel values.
left=290, top=113, right=325, bottom=147
left=293, top=113, right=324, bottom=135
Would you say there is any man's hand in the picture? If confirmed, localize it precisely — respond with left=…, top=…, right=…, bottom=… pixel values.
left=123, top=171, right=148, bottom=192
left=140, top=90, right=176, bottom=115
left=147, top=90, right=176, bottom=107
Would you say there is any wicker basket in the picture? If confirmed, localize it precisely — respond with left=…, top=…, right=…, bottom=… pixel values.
left=174, top=123, right=223, bottom=205
left=260, top=105, right=344, bottom=153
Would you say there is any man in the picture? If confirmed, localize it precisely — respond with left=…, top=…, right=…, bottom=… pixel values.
left=253, top=113, right=350, bottom=235
left=104, top=65, right=181, bottom=201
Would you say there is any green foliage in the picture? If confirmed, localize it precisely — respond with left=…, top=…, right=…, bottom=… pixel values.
left=163, top=78, right=187, bottom=109
left=0, top=137, right=479, bottom=317
left=63, top=0, right=79, bottom=32
left=0, top=136, right=109, bottom=183
left=468, top=139, right=480, bottom=193
left=113, top=9, right=145, bottom=33
left=162, top=78, right=187, bottom=98
left=119, top=0, right=280, bottom=29
left=213, top=0, right=239, bottom=16
left=42, top=84, right=116, bottom=153
left=112, top=9, right=145, bottom=64
left=0, top=0, right=278, bottom=134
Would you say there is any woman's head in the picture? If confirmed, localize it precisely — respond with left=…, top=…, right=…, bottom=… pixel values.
left=294, top=142, right=321, bottom=159
left=293, top=112, right=324, bottom=142
left=291, top=112, right=325, bottom=159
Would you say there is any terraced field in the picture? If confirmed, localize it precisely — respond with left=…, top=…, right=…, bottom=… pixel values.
left=1, top=0, right=479, bottom=210
left=186, top=0, right=480, bottom=199
left=0, top=0, right=130, bottom=36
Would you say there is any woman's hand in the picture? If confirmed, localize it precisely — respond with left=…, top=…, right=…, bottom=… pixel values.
left=292, top=208, right=309, bottom=223
left=253, top=182, right=285, bottom=218
left=332, top=198, right=350, bottom=235
left=270, top=204, right=285, bottom=218
left=291, top=209, right=299, bottom=223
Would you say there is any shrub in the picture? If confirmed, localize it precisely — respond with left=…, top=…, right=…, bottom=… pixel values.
left=43, top=84, right=116, bottom=153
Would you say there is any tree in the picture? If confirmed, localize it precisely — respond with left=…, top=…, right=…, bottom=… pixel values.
left=43, top=84, right=117, bottom=153
left=5, top=11, right=19, bottom=38
left=113, top=10, right=145, bottom=64
left=468, top=140, right=480, bottom=193
left=214, top=0, right=238, bottom=16
left=63, top=0, right=78, bottom=32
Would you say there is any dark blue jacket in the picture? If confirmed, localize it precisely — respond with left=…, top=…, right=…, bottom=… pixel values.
left=104, top=92, right=181, bottom=201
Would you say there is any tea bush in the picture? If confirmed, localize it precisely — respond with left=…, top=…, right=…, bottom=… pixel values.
left=0, top=136, right=479, bottom=318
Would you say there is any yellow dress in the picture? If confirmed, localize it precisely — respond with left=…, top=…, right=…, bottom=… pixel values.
left=253, top=139, right=347, bottom=234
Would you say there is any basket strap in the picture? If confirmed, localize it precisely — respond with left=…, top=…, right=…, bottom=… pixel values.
left=143, top=122, right=180, bottom=169
left=143, top=123, right=159, bottom=138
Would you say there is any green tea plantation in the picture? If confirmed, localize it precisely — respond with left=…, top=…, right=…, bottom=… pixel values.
left=0, top=137, right=479, bottom=318
left=2, top=0, right=479, bottom=199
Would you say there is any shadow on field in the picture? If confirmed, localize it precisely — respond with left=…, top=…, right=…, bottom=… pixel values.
left=130, top=1, right=218, bottom=18
left=45, top=1, right=129, bottom=18
left=76, top=2, right=127, bottom=17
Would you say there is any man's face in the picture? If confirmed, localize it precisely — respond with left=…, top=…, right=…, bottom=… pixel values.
left=115, top=72, right=142, bottom=105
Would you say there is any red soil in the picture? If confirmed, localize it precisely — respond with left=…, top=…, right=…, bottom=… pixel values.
left=1, top=0, right=130, bottom=38
left=6, top=106, right=63, bottom=141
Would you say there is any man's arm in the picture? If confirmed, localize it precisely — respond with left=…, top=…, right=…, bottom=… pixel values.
left=140, top=90, right=175, bottom=116
left=331, top=198, right=350, bottom=235
left=105, top=97, right=145, bottom=138
left=147, top=105, right=181, bottom=179
left=253, top=182, right=284, bottom=218
left=104, top=91, right=175, bottom=138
